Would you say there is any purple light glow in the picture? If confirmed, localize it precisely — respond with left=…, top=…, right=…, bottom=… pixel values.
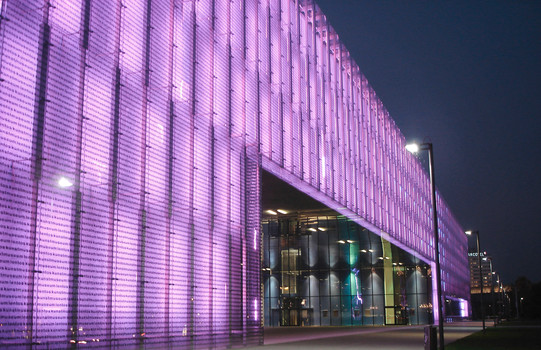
left=0, top=0, right=468, bottom=347
left=460, top=299, right=469, bottom=318
left=254, top=298, right=258, bottom=322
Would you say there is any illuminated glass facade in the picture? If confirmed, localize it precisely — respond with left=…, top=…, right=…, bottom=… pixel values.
left=262, top=210, right=433, bottom=327
left=0, top=0, right=469, bottom=348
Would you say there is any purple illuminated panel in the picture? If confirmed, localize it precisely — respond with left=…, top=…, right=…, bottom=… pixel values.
left=255, top=0, right=469, bottom=321
left=0, top=0, right=468, bottom=347
left=0, top=0, right=262, bottom=348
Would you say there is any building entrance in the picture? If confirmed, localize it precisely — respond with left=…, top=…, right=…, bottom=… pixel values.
left=262, top=172, right=433, bottom=327
left=385, top=306, right=409, bottom=325
left=279, top=297, right=314, bottom=326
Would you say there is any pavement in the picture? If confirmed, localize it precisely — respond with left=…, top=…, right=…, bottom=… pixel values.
left=246, top=322, right=486, bottom=350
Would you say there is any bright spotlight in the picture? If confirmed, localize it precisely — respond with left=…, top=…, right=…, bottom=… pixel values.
left=58, top=176, right=73, bottom=188
left=405, top=143, right=420, bottom=154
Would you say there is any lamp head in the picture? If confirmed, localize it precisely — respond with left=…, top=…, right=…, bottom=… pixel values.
left=405, top=143, right=420, bottom=154
left=465, top=230, right=473, bottom=236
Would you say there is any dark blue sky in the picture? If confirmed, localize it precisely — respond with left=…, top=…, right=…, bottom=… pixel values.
left=315, top=0, right=541, bottom=284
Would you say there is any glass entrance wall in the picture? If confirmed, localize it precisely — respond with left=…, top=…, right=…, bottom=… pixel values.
left=262, top=210, right=432, bottom=326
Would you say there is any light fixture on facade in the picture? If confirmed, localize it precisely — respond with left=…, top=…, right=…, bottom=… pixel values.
left=307, top=228, right=317, bottom=232
left=337, top=240, right=346, bottom=244
left=265, top=210, right=277, bottom=215
left=276, top=209, right=288, bottom=214
left=58, top=176, right=73, bottom=188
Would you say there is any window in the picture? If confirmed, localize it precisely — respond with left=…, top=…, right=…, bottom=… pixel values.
left=281, top=249, right=300, bottom=294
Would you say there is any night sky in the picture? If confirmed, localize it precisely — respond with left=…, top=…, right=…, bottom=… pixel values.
left=314, top=0, right=541, bottom=284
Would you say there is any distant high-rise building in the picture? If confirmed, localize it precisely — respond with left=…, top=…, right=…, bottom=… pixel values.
left=468, top=251, right=493, bottom=294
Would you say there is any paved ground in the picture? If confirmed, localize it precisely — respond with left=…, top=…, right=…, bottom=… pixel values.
left=246, top=322, right=485, bottom=350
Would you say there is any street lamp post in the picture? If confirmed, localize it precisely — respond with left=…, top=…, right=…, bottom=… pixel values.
left=498, top=275, right=504, bottom=317
left=406, top=142, right=444, bottom=350
left=466, top=230, right=485, bottom=331
left=495, top=273, right=502, bottom=317
left=487, top=257, right=496, bottom=319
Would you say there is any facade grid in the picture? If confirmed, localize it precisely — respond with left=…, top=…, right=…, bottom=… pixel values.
left=0, top=0, right=469, bottom=348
